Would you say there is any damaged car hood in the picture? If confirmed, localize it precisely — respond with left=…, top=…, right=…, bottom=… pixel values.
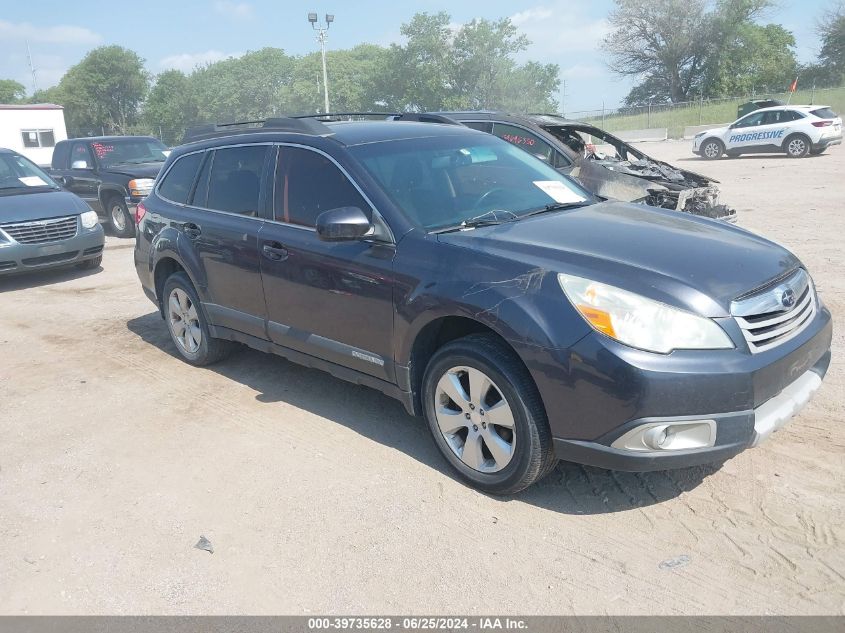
left=438, top=201, right=797, bottom=315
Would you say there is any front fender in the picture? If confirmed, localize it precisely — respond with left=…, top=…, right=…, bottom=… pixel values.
left=396, top=263, right=592, bottom=367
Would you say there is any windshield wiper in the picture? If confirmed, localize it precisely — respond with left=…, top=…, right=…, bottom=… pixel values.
left=521, top=201, right=590, bottom=218
left=432, top=209, right=519, bottom=234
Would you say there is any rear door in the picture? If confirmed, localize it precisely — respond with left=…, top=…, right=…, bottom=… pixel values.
left=164, top=144, right=271, bottom=339
left=257, top=144, right=397, bottom=381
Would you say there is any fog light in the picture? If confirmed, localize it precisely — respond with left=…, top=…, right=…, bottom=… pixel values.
left=612, top=420, right=716, bottom=452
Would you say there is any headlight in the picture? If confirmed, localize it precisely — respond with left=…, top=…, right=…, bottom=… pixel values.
left=128, top=178, right=155, bottom=197
left=80, top=210, right=99, bottom=229
left=558, top=273, right=733, bottom=353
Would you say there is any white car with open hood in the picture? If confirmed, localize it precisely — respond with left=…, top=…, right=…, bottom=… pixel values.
left=693, top=105, right=842, bottom=159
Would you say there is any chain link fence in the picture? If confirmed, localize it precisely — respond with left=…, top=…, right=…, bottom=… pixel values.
left=565, top=85, right=845, bottom=139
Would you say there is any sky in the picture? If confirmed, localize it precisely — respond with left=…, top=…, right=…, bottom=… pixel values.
left=0, top=0, right=832, bottom=113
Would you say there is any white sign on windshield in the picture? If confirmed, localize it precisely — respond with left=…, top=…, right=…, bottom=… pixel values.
left=18, top=176, right=48, bottom=187
left=533, top=180, right=586, bottom=204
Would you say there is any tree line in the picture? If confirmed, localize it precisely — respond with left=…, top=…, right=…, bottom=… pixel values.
left=1, top=3, right=843, bottom=142
left=1, top=12, right=560, bottom=145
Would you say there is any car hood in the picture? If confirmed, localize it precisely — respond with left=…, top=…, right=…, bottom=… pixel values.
left=0, top=189, right=90, bottom=223
left=699, top=126, right=730, bottom=138
left=105, top=162, right=164, bottom=178
left=437, top=201, right=800, bottom=317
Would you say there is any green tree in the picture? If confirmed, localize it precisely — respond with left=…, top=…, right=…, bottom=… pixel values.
left=388, top=12, right=559, bottom=112
left=704, top=23, right=798, bottom=96
left=605, top=0, right=774, bottom=103
left=189, top=48, right=295, bottom=122
left=58, top=46, right=150, bottom=134
left=143, top=70, right=199, bottom=144
left=0, top=79, right=26, bottom=103
left=818, top=3, right=845, bottom=77
left=287, top=44, right=394, bottom=113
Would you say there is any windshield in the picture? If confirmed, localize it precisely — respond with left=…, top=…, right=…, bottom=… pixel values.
left=92, top=139, right=168, bottom=167
left=0, top=152, right=59, bottom=194
left=350, top=134, right=592, bottom=230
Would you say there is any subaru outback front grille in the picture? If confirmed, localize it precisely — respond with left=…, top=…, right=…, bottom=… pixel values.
left=0, top=216, right=78, bottom=244
left=731, top=269, right=816, bottom=353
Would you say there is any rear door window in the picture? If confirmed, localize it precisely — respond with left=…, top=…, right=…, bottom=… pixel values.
left=158, top=152, right=204, bottom=205
left=70, top=142, right=94, bottom=168
left=205, top=145, right=268, bottom=217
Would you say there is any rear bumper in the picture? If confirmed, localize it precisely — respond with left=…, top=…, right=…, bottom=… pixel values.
left=0, top=225, right=104, bottom=276
left=815, top=135, right=841, bottom=150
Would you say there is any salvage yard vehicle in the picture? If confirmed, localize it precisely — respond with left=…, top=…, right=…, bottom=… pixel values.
left=0, top=147, right=104, bottom=275
left=413, top=111, right=736, bottom=221
left=135, top=118, right=831, bottom=494
left=694, top=105, right=842, bottom=159
left=49, top=136, right=168, bottom=238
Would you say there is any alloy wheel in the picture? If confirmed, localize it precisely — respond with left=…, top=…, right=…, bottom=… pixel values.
left=167, top=288, right=202, bottom=354
left=434, top=366, right=516, bottom=473
left=703, top=142, right=720, bottom=158
left=787, top=138, right=806, bottom=157
left=111, top=204, right=127, bottom=232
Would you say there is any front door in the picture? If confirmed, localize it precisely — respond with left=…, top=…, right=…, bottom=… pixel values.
left=258, top=145, right=396, bottom=381
left=725, top=111, right=780, bottom=151
left=67, top=141, right=100, bottom=211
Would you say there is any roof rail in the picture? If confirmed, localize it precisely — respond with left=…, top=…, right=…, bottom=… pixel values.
left=293, top=112, right=400, bottom=121
left=182, top=117, right=332, bottom=143
left=391, top=113, right=461, bottom=125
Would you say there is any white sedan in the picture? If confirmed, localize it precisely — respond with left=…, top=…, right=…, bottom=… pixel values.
left=693, top=105, right=842, bottom=159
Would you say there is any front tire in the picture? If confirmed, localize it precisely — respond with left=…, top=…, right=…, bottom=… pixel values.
left=421, top=333, right=555, bottom=494
left=784, top=134, right=811, bottom=158
left=700, top=139, right=724, bottom=160
left=162, top=271, right=235, bottom=366
left=107, top=195, right=135, bottom=238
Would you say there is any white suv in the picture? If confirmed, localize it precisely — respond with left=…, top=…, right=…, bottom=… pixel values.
left=693, top=105, right=842, bottom=159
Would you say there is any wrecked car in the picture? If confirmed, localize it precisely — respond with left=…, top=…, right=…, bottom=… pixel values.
left=417, top=112, right=736, bottom=222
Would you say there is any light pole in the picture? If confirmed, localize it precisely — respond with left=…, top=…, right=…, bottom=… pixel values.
left=308, top=12, right=333, bottom=114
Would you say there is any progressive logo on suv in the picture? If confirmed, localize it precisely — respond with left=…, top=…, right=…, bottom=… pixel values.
left=134, top=117, right=832, bottom=494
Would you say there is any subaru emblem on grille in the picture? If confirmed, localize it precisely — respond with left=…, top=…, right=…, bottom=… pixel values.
left=781, top=288, right=796, bottom=308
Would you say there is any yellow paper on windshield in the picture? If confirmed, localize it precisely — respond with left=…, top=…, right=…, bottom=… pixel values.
left=19, top=176, right=47, bottom=187
left=533, top=181, right=585, bottom=204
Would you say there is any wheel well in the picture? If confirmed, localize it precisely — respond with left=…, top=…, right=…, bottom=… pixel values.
left=407, top=316, right=527, bottom=416
left=703, top=137, right=723, bottom=148
left=99, top=189, right=124, bottom=209
left=153, top=257, right=186, bottom=313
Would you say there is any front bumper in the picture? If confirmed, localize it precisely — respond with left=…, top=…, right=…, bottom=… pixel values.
left=531, top=304, right=833, bottom=471
left=0, top=224, right=104, bottom=276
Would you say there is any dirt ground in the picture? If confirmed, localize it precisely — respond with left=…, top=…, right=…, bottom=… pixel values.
left=1, top=140, right=843, bottom=615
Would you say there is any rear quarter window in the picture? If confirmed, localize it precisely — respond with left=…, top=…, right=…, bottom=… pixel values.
left=811, top=107, right=837, bottom=119
left=158, top=152, right=203, bottom=204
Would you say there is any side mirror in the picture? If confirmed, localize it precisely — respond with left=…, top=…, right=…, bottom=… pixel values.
left=71, top=160, right=89, bottom=169
left=316, top=206, right=372, bottom=242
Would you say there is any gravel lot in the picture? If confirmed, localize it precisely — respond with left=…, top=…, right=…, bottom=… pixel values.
left=1, top=140, right=843, bottom=615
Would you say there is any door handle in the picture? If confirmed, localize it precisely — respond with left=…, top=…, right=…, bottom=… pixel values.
left=262, top=242, right=288, bottom=261
left=183, top=222, right=202, bottom=239
left=61, top=176, right=73, bottom=186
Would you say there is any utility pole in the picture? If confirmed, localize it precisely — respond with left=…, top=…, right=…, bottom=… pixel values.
left=26, top=39, right=38, bottom=94
left=308, top=12, right=334, bottom=114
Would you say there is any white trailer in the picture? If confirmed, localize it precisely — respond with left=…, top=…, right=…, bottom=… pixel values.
left=0, top=104, right=68, bottom=166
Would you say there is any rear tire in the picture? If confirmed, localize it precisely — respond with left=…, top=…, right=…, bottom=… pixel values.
left=421, top=333, right=556, bottom=495
left=162, top=271, right=236, bottom=366
left=76, top=255, right=102, bottom=270
left=107, top=195, right=135, bottom=238
left=700, top=139, right=724, bottom=160
left=784, top=134, right=811, bottom=158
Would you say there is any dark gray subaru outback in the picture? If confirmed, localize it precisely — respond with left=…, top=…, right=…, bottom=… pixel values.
left=134, top=118, right=832, bottom=494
